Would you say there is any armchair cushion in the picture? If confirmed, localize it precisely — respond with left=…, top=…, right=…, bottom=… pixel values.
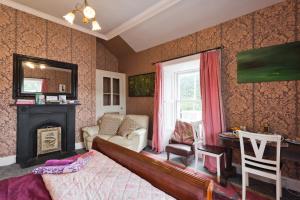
left=99, top=115, right=123, bottom=135
left=127, top=128, right=146, bottom=140
left=165, top=144, right=194, bottom=157
left=117, top=117, right=140, bottom=137
left=171, top=120, right=194, bottom=145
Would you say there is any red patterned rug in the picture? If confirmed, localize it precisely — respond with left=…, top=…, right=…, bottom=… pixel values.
left=141, top=151, right=272, bottom=200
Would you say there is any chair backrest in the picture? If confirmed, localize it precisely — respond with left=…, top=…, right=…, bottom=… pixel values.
left=126, top=114, right=149, bottom=130
left=170, top=120, right=195, bottom=145
left=238, top=130, right=281, bottom=173
left=192, top=121, right=204, bottom=147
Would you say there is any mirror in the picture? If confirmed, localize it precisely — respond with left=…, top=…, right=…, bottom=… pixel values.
left=13, top=54, right=78, bottom=99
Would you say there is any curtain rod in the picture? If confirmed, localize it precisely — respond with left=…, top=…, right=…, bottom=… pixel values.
left=152, top=45, right=224, bottom=65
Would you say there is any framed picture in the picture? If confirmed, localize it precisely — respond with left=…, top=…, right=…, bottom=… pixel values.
left=237, top=41, right=300, bottom=83
left=128, top=72, right=155, bottom=97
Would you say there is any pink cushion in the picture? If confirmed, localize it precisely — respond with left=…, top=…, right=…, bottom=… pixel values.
left=171, top=121, right=194, bottom=145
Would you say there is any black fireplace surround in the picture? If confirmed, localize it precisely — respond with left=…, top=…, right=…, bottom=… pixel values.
left=16, top=104, right=77, bottom=168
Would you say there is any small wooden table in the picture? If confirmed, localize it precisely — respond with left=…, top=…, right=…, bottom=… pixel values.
left=219, top=133, right=300, bottom=183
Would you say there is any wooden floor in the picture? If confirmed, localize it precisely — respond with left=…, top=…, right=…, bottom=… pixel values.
left=143, top=147, right=300, bottom=200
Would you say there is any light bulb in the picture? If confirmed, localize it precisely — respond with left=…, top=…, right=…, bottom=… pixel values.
left=83, top=6, right=95, bottom=19
left=25, top=62, right=35, bottom=69
left=92, top=20, right=101, bottom=31
left=63, top=12, right=75, bottom=24
left=40, top=64, right=46, bottom=69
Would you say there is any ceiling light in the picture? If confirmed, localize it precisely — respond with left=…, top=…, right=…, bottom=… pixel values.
left=83, top=6, right=95, bottom=19
left=63, top=12, right=75, bottom=24
left=63, top=0, right=101, bottom=31
left=92, top=20, right=101, bottom=31
left=40, top=64, right=46, bottom=69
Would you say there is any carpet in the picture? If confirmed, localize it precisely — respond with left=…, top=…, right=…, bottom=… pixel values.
left=141, top=151, right=272, bottom=200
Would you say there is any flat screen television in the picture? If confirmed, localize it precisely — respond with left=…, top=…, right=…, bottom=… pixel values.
left=237, top=41, right=300, bottom=83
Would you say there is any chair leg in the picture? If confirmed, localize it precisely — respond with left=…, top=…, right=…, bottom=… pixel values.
left=167, top=152, right=170, bottom=160
left=184, top=157, right=189, bottom=166
left=276, top=171, right=282, bottom=200
left=195, top=153, right=198, bottom=170
left=245, top=172, right=249, bottom=186
left=202, top=155, right=205, bottom=167
left=242, top=170, right=247, bottom=200
left=217, top=156, right=221, bottom=183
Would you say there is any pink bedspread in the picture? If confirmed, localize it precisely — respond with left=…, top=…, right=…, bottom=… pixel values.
left=42, top=151, right=175, bottom=200
left=0, top=173, right=51, bottom=200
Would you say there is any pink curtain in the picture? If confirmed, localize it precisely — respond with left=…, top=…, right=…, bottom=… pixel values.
left=200, top=50, right=225, bottom=173
left=152, top=63, right=163, bottom=153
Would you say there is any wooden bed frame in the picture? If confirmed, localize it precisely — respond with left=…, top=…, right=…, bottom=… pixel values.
left=92, top=137, right=213, bottom=200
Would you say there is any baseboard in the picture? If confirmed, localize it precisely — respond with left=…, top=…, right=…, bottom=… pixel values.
left=0, top=143, right=85, bottom=167
left=233, top=163, right=300, bottom=192
left=0, top=155, right=16, bottom=166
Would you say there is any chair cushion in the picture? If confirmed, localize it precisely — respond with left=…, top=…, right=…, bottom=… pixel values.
left=197, top=145, right=225, bottom=155
left=117, top=117, right=140, bottom=137
left=98, top=115, right=123, bottom=135
left=165, top=144, right=194, bottom=157
left=171, top=121, right=194, bottom=145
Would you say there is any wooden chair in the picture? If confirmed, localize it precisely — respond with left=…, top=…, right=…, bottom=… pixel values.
left=238, top=131, right=282, bottom=200
left=165, top=121, right=195, bottom=166
left=194, top=121, right=226, bottom=183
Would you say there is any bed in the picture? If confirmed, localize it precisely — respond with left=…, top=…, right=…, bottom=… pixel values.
left=0, top=137, right=213, bottom=200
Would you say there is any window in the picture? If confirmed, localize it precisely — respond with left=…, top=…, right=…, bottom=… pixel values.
left=161, top=55, right=201, bottom=147
left=177, top=71, right=201, bottom=122
left=23, top=78, right=43, bottom=93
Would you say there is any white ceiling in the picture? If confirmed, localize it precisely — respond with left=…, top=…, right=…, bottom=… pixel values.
left=3, top=0, right=282, bottom=52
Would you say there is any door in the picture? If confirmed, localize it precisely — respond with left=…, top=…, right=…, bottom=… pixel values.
left=96, top=70, right=126, bottom=121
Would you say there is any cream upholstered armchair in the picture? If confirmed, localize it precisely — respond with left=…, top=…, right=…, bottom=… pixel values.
left=82, top=114, right=149, bottom=152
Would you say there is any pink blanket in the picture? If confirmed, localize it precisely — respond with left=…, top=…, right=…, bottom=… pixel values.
left=42, top=151, right=175, bottom=200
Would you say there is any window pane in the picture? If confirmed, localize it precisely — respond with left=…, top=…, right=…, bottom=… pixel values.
left=179, top=73, right=195, bottom=100
left=178, top=101, right=201, bottom=122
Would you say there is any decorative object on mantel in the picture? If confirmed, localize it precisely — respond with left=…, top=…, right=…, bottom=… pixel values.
left=63, top=0, right=101, bottom=31
left=59, top=95, right=67, bottom=104
left=128, top=72, right=155, bottom=97
left=35, top=94, right=45, bottom=105
left=237, top=41, right=300, bottom=83
left=16, top=99, right=35, bottom=105
left=46, top=95, right=60, bottom=104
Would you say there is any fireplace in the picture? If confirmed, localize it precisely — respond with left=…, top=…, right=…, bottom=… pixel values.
left=37, top=126, right=62, bottom=156
left=16, top=104, right=77, bottom=168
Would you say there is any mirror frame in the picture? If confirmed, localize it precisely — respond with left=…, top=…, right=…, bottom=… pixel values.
left=13, top=54, right=78, bottom=99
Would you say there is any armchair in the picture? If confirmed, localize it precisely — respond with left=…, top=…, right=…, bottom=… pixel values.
left=82, top=114, right=149, bottom=152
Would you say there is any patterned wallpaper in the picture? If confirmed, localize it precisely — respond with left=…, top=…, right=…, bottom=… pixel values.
left=119, top=0, right=300, bottom=179
left=0, top=4, right=118, bottom=157
left=96, top=39, right=118, bottom=72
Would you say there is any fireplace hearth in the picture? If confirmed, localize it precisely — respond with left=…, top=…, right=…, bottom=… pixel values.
left=16, top=104, right=77, bottom=168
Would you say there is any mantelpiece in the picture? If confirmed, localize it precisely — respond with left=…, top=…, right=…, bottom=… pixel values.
left=16, top=104, right=78, bottom=168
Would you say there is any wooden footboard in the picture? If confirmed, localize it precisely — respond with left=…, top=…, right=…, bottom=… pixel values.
left=92, top=137, right=213, bottom=200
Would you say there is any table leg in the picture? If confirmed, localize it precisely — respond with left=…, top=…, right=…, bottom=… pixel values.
left=221, top=147, right=236, bottom=185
